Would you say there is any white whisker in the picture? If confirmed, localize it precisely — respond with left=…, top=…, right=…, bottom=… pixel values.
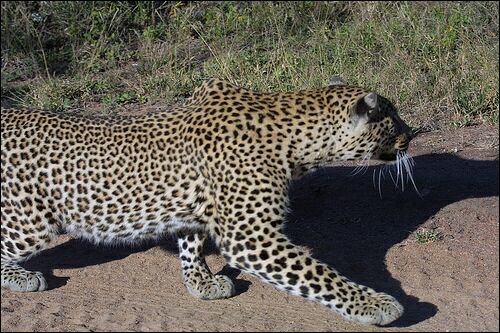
left=388, top=168, right=397, bottom=187
left=406, top=160, right=410, bottom=183
left=403, top=154, right=410, bottom=176
left=349, top=153, right=371, bottom=177
left=407, top=167, right=422, bottom=198
left=402, top=153, right=421, bottom=197
left=378, top=168, right=383, bottom=199
left=396, top=152, right=401, bottom=187
left=400, top=160, right=405, bottom=192
left=408, top=155, right=416, bottom=168
left=370, top=150, right=420, bottom=198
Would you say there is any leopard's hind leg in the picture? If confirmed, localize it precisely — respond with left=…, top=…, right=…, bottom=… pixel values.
left=1, top=198, right=54, bottom=292
left=1, top=261, right=48, bottom=292
left=177, top=231, right=235, bottom=300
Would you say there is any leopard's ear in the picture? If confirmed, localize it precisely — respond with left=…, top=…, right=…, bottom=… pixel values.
left=363, top=92, right=378, bottom=109
left=328, top=76, right=348, bottom=86
left=349, top=92, right=378, bottom=125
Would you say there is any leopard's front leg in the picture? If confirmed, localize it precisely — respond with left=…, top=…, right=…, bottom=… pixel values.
left=177, top=232, right=235, bottom=300
left=219, top=228, right=403, bottom=325
left=211, top=179, right=403, bottom=326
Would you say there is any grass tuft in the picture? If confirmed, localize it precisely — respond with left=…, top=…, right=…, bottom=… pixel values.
left=413, top=228, right=441, bottom=244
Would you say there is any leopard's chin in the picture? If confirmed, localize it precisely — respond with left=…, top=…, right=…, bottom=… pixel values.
left=378, top=153, right=397, bottom=162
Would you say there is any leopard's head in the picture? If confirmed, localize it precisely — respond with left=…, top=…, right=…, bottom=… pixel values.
left=350, top=91, right=413, bottom=162
left=326, top=78, right=414, bottom=163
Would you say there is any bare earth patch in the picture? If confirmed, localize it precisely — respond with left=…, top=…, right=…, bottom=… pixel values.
left=1, top=124, right=498, bottom=332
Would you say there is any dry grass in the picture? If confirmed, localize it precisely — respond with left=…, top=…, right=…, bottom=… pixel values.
left=1, top=1, right=498, bottom=128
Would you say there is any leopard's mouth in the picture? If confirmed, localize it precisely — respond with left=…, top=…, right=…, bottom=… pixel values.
left=377, top=132, right=412, bottom=162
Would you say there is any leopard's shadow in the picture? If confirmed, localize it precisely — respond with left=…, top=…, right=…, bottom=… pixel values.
left=22, top=153, right=498, bottom=327
left=23, top=236, right=177, bottom=290
left=285, top=153, right=498, bottom=327
left=23, top=225, right=252, bottom=295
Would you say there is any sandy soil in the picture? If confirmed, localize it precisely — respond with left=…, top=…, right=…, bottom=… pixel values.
left=1, top=123, right=498, bottom=332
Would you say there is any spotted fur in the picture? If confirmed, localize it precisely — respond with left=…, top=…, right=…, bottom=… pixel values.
left=1, top=78, right=412, bottom=325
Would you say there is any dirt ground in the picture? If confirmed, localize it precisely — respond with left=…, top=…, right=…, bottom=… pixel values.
left=1, top=123, right=498, bottom=332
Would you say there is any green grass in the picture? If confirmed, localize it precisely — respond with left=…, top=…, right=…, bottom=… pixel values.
left=1, top=1, right=498, bottom=128
left=413, top=228, right=441, bottom=244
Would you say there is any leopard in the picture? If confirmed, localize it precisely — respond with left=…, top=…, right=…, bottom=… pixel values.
left=1, top=77, right=413, bottom=326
